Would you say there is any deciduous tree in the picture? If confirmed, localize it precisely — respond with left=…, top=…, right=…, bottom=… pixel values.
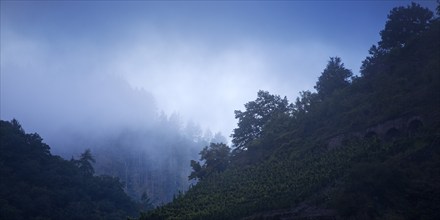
left=379, top=2, right=433, bottom=50
left=189, top=143, right=230, bottom=181
left=232, top=90, right=290, bottom=150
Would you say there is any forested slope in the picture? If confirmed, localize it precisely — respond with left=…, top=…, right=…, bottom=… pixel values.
left=0, top=120, right=138, bottom=220
left=142, top=3, right=440, bottom=220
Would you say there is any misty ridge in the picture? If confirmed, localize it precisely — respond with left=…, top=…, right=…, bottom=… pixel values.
left=3, top=56, right=228, bottom=204
left=1, top=1, right=439, bottom=220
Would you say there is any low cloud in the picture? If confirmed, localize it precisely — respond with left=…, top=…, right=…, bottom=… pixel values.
left=1, top=20, right=358, bottom=152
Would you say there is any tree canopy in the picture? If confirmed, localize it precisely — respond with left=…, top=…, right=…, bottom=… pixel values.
left=379, top=2, right=433, bottom=50
left=362, top=2, right=434, bottom=77
left=0, top=120, right=138, bottom=220
left=72, top=149, right=96, bottom=176
left=232, top=90, right=290, bottom=150
left=189, top=143, right=230, bottom=181
left=314, top=57, right=352, bottom=98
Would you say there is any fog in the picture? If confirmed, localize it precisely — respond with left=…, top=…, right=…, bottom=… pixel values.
left=1, top=25, right=335, bottom=147
left=1, top=0, right=436, bottom=203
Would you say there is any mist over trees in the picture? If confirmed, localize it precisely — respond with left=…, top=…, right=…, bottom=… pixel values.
left=75, top=112, right=227, bottom=205
left=2, top=70, right=227, bottom=205
left=1, top=1, right=439, bottom=220
left=1, top=66, right=227, bottom=205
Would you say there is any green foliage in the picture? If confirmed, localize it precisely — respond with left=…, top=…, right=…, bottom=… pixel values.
left=0, top=120, right=138, bottom=220
left=362, top=2, right=434, bottom=77
left=232, top=90, right=290, bottom=150
left=72, top=149, right=96, bottom=176
left=142, top=3, right=440, bottom=219
left=291, top=90, right=319, bottom=118
left=331, top=137, right=440, bottom=219
left=189, top=143, right=230, bottom=181
left=314, top=57, right=352, bottom=99
left=188, top=160, right=204, bottom=181
left=379, top=2, right=433, bottom=50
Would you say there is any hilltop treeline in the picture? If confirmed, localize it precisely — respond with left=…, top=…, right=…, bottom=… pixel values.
left=142, top=3, right=440, bottom=219
left=0, top=120, right=138, bottom=220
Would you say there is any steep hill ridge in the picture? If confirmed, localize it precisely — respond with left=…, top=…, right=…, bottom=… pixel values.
left=141, top=3, right=440, bottom=220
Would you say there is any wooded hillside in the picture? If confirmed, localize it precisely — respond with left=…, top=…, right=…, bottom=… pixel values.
left=0, top=120, right=138, bottom=220
left=141, top=3, right=440, bottom=219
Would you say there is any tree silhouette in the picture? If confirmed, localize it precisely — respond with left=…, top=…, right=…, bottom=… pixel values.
left=0, top=120, right=137, bottom=219
left=379, top=2, right=433, bottom=50
left=232, top=90, right=290, bottom=150
left=189, top=143, right=230, bottom=181
left=73, top=149, right=96, bottom=176
left=315, top=57, right=352, bottom=99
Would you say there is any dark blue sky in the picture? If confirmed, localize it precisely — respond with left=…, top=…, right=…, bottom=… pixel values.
left=1, top=1, right=437, bottom=145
